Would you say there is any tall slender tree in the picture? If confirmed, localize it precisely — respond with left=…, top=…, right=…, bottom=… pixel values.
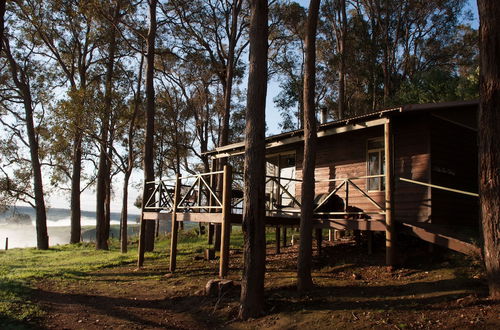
left=297, top=0, right=320, bottom=293
left=0, top=0, right=5, bottom=53
left=96, top=0, right=123, bottom=250
left=239, top=0, right=268, bottom=320
left=477, top=0, right=500, bottom=299
left=138, top=0, right=157, bottom=264
left=14, top=0, right=101, bottom=244
left=1, top=34, right=49, bottom=250
left=117, top=53, right=144, bottom=253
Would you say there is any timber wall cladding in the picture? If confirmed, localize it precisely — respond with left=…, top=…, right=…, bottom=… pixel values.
left=295, top=126, right=386, bottom=220
left=393, top=114, right=432, bottom=223
left=430, top=115, right=478, bottom=226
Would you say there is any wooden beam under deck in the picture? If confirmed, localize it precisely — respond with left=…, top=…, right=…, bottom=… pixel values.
left=400, top=222, right=481, bottom=257
left=143, top=211, right=223, bottom=223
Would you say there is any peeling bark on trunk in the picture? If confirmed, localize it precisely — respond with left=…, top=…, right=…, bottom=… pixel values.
left=477, top=0, right=500, bottom=299
left=239, top=0, right=268, bottom=320
left=297, top=0, right=320, bottom=293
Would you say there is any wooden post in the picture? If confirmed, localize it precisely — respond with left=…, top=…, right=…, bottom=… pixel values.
left=367, top=231, right=373, bottom=255
left=275, top=226, right=281, bottom=254
left=282, top=226, right=287, bottom=247
left=384, top=119, right=395, bottom=268
left=169, top=174, right=181, bottom=272
left=316, top=228, right=323, bottom=255
left=208, top=158, right=217, bottom=245
left=137, top=180, right=150, bottom=267
left=219, top=165, right=232, bottom=278
left=345, top=180, right=349, bottom=210
left=5, top=237, right=8, bottom=250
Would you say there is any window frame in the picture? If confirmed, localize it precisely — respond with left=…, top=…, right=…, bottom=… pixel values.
left=366, top=138, right=385, bottom=192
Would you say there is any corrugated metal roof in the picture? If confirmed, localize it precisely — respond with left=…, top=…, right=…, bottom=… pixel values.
left=205, top=100, right=478, bottom=156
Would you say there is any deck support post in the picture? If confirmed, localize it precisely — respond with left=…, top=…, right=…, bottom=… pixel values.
left=367, top=231, right=373, bottom=255
left=137, top=180, right=153, bottom=267
left=169, top=174, right=181, bottom=272
left=316, top=228, right=323, bottom=255
left=208, top=158, right=217, bottom=245
left=219, top=165, right=232, bottom=278
left=384, top=119, right=396, bottom=268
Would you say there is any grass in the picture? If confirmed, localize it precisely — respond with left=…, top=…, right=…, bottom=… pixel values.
left=0, top=226, right=270, bottom=327
left=0, top=241, right=138, bottom=327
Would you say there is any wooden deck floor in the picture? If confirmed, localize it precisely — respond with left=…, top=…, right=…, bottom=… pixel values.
left=143, top=211, right=480, bottom=256
left=143, top=211, right=387, bottom=231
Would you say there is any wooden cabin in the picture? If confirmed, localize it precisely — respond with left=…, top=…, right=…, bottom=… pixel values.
left=138, top=100, right=481, bottom=275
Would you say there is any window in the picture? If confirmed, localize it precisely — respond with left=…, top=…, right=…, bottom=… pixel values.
left=367, top=139, right=385, bottom=191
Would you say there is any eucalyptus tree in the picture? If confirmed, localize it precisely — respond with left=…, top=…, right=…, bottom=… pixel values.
left=357, top=0, right=471, bottom=106
left=0, top=0, right=5, bottom=53
left=239, top=0, right=268, bottom=320
left=477, top=0, right=500, bottom=300
left=269, top=1, right=306, bottom=130
left=0, top=7, right=54, bottom=249
left=162, top=0, right=249, bottom=246
left=269, top=1, right=330, bottom=130
left=297, top=0, right=320, bottom=293
left=112, top=53, right=144, bottom=253
left=94, top=0, right=130, bottom=250
left=321, top=0, right=347, bottom=118
left=13, top=0, right=102, bottom=244
left=163, top=0, right=249, bottom=151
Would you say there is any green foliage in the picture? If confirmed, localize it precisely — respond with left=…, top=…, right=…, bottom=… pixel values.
left=394, top=68, right=479, bottom=105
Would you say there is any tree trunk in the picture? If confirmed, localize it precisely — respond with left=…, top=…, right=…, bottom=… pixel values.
left=239, top=0, right=268, bottom=320
left=0, top=0, right=5, bottom=54
left=477, top=0, right=500, bottom=299
left=143, top=0, right=157, bottom=252
left=215, top=0, right=242, bottom=250
left=25, top=98, right=48, bottom=250
left=96, top=0, right=121, bottom=250
left=297, top=0, right=320, bottom=293
left=2, top=37, right=49, bottom=249
left=120, top=171, right=131, bottom=253
left=70, top=131, right=82, bottom=244
left=337, top=0, right=347, bottom=119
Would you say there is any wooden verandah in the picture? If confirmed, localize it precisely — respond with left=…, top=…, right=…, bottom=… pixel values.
left=137, top=163, right=392, bottom=277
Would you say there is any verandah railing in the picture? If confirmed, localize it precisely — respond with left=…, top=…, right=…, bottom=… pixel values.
left=143, top=170, right=387, bottom=219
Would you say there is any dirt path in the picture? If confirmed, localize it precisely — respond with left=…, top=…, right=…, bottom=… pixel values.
left=33, top=241, right=499, bottom=329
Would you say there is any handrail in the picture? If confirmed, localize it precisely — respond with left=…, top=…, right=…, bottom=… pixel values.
left=266, top=175, right=303, bottom=183
left=266, top=176, right=301, bottom=207
left=145, top=178, right=177, bottom=185
left=178, top=170, right=224, bottom=180
left=399, top=177, right=479, bottom=197
left=318, top=174, right=385, bottom=183
left=144, top=169, right=391, bottom=217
